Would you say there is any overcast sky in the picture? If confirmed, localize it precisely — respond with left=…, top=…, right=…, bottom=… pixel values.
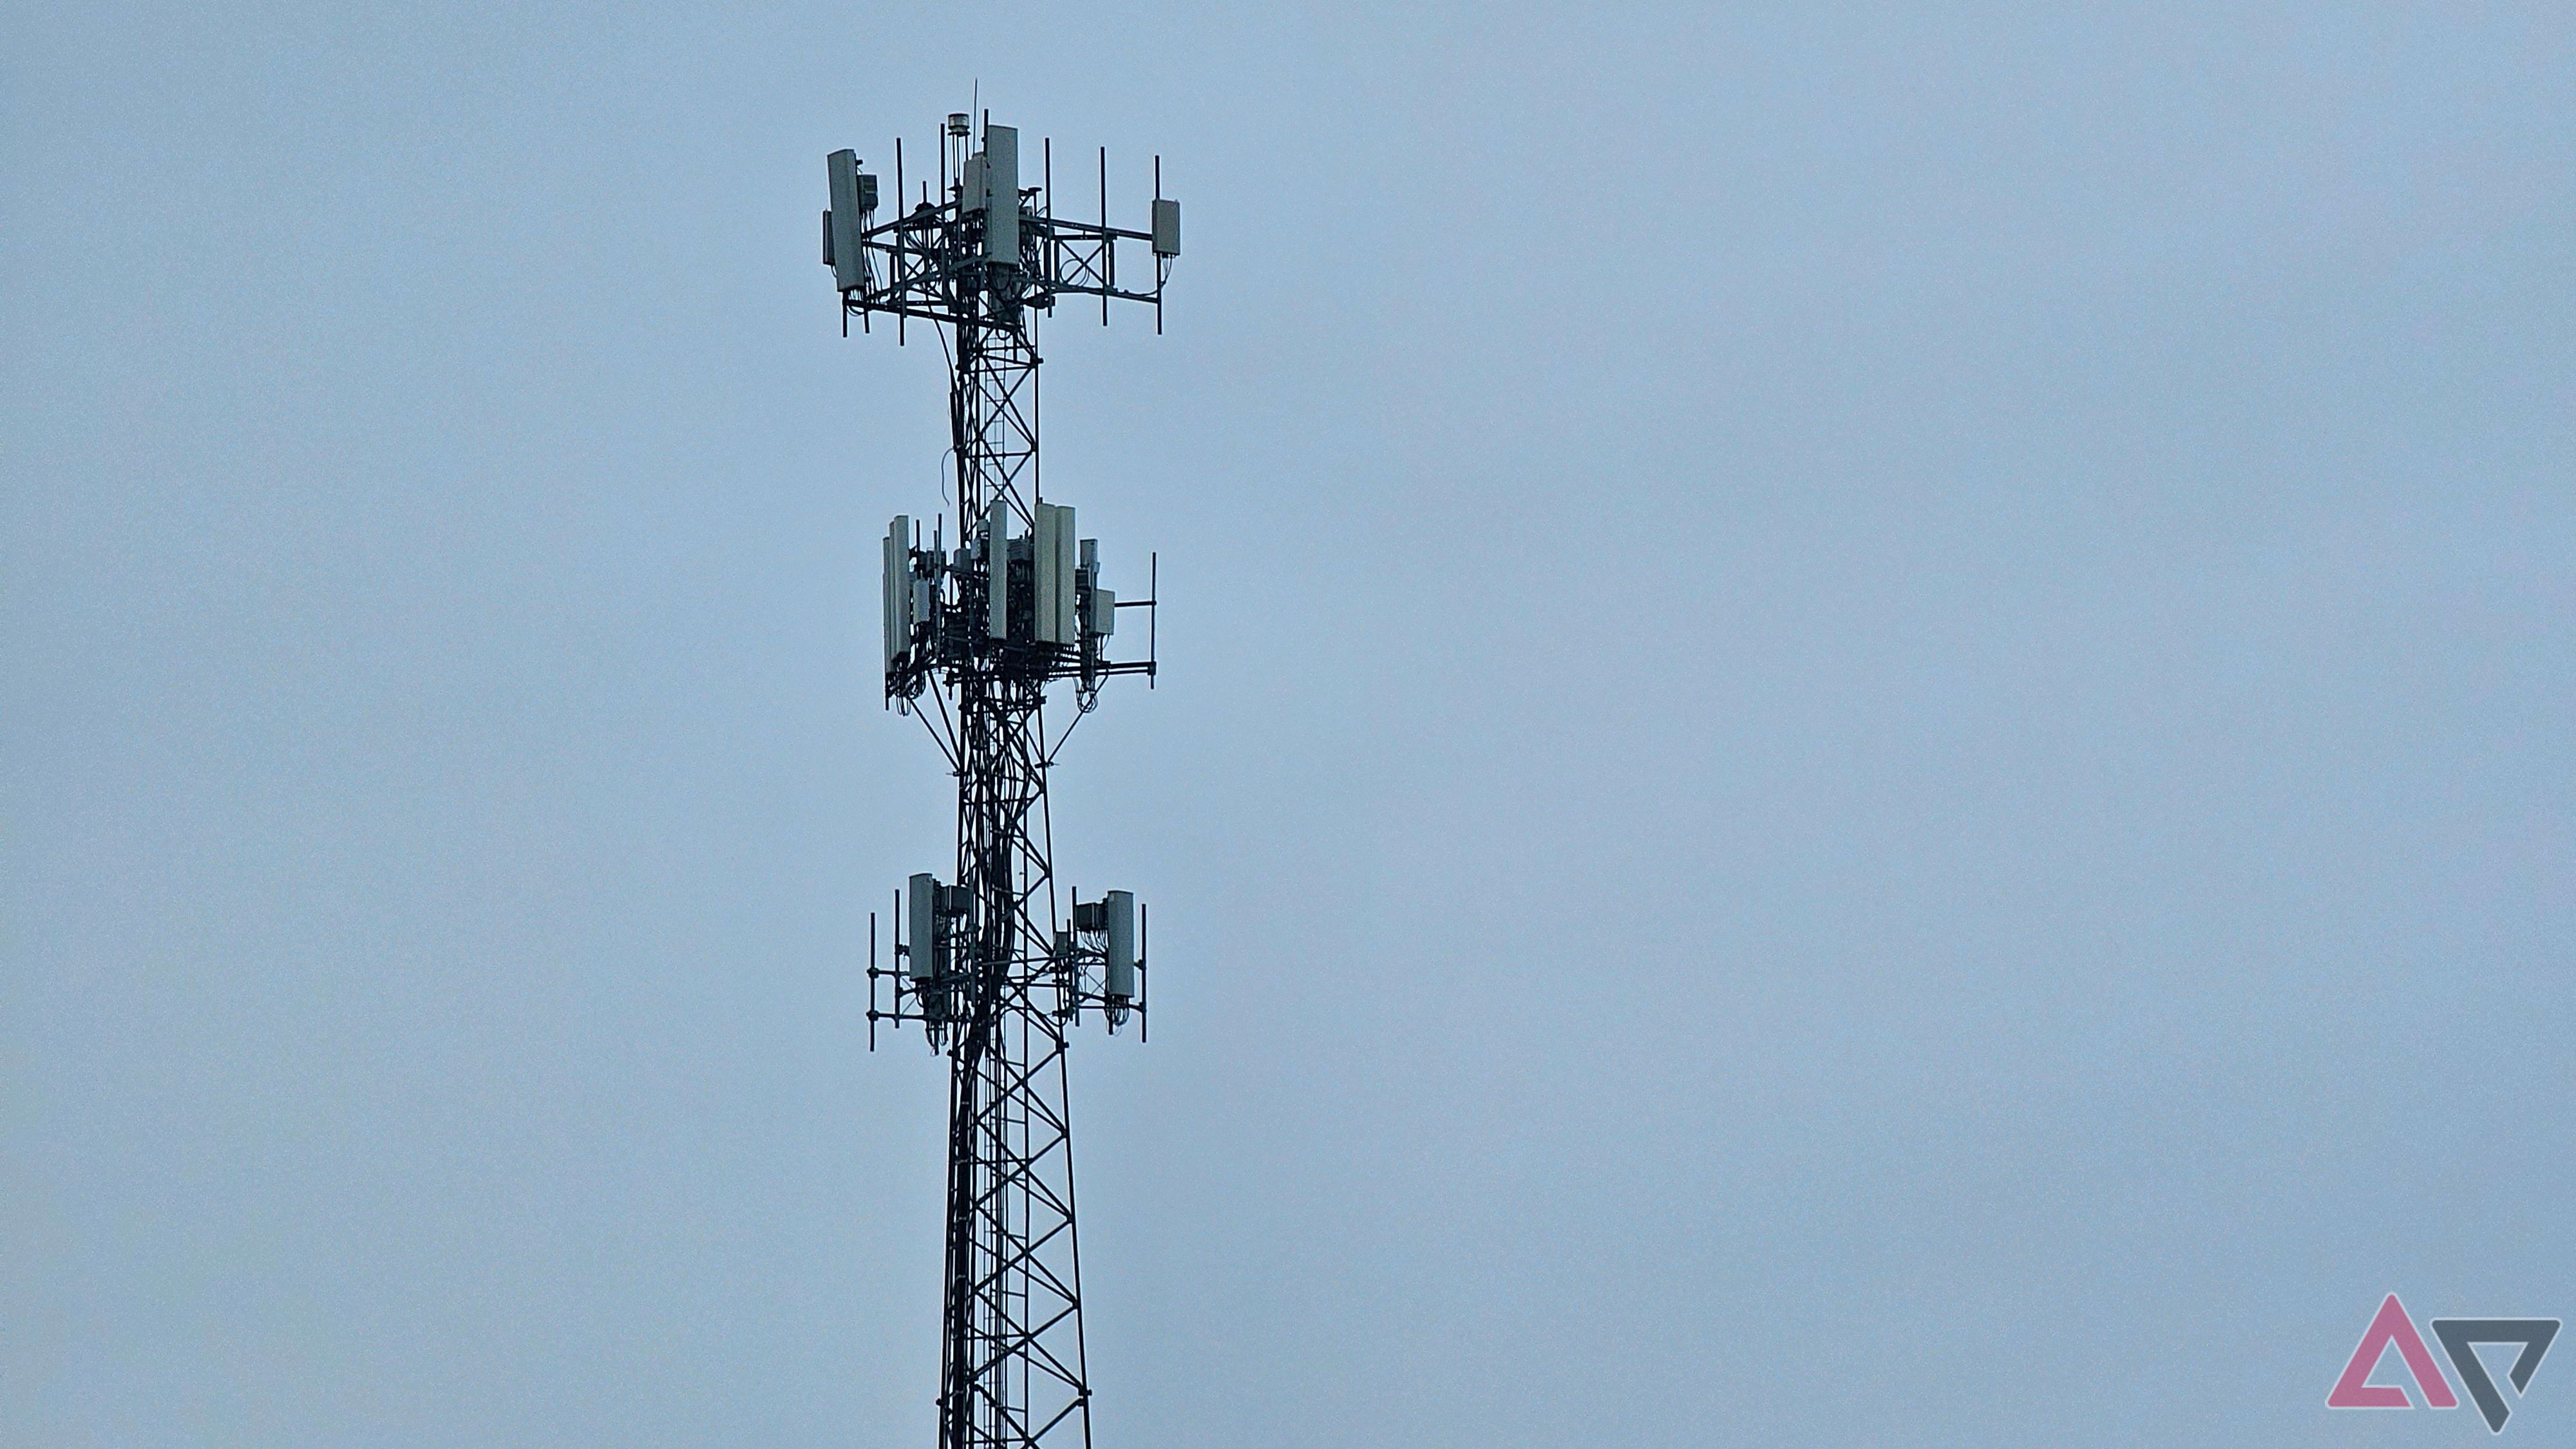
left=6, top=5, right=2573, bottom=1446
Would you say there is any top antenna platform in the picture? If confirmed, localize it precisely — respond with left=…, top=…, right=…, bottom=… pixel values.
left=826, top=113, right=1179, bottom=334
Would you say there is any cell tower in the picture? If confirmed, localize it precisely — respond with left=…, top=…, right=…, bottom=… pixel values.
left=821, top=110, right=1178, bottom=1449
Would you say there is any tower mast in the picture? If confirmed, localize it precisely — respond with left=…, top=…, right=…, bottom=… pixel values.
left=823, top=111, right=1179, bottom=1449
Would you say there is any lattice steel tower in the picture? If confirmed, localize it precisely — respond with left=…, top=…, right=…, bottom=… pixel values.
left=822, top=111, right=1177, bottom=1449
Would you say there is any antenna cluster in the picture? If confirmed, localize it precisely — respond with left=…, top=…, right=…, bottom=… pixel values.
left=826, top=112, right=1179, bottom=336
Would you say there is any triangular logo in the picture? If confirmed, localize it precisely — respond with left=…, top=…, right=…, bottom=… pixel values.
left=2430, top=1318, right=2561, bottom=1434
left=2330, top=1294, right=2459, bottom=1409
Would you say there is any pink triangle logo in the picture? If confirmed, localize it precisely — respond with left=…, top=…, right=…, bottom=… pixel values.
left=2331, top=1294, right=2461, bottom=1409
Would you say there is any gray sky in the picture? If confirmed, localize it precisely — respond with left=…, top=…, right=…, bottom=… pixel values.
left=6, top=5, right=2573, bottom=1446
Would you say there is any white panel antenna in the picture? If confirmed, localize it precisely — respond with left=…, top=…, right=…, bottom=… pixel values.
left=882, top=515, right=909, bottom=672
left=985, top=497, right=1010, bottom=638
left=826, top=149, right=873, bottom=292
left=984, top=124, right=1019, bottom=264
left=907, top=873, right=940, bottom=983
left=1104, top=889, right=1136, bottom=1001
left=1033, top=502, right=1077, bottom=643
left=1052, top=506, right=1077, bottom=645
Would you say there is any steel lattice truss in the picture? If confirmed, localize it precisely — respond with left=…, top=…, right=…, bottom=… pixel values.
left=829, top=112, right=1174, bottom=1449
